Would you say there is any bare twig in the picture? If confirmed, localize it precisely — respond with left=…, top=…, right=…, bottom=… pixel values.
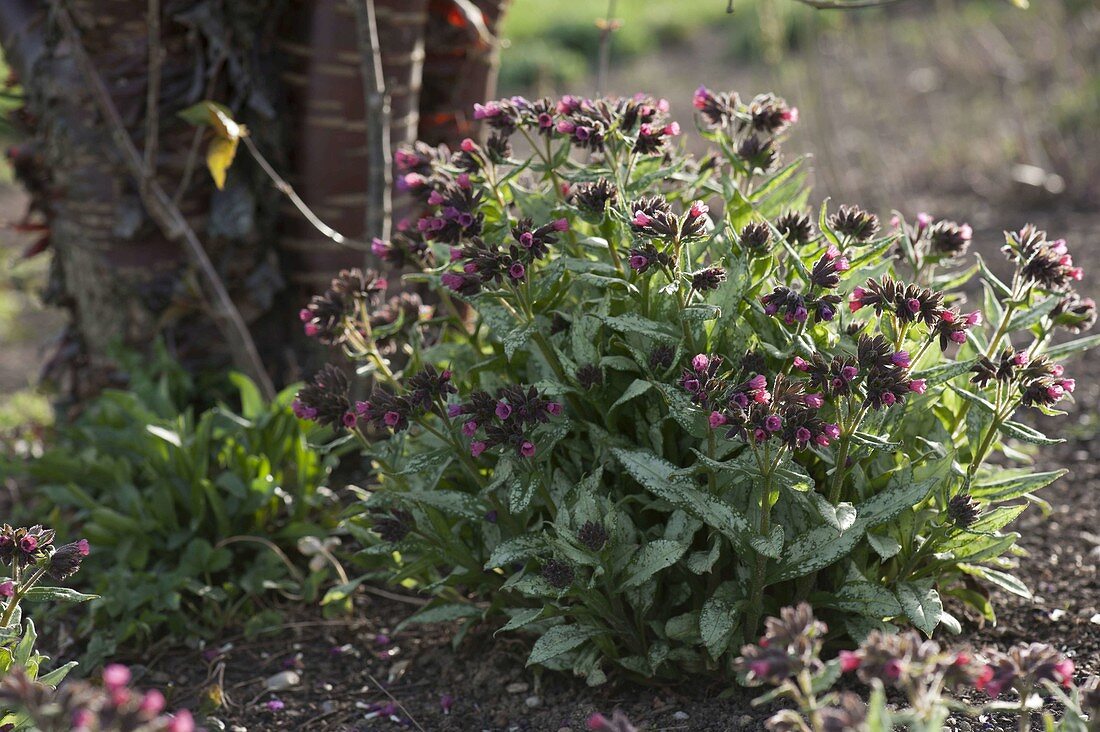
left=347, top=0, right=393, bottom=247
left=143, top=0, right=161, bottom=181
left=450, top=0, right=497, bottom=46
left=366, top=672, right=427, bottom=732
left=53, top=3, right=276, bottom=399
left=241, top=136, right=372, bottom=251
left=595, top=0, right=618, bottom=96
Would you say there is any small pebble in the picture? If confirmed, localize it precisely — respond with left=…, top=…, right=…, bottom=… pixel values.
left=1049, top=608, right=1066, bottom=621
left=524, top=695, right=541, bottom=708
left=505, top=681, right=529, bottom=694
left=738, top=715, right=755, bottom=726
left=231, top=727, right=247, bottom=732
left=672, top=711, right=689, bottom=721
left=321, top=701, right=337, bottom=714
left=264, top=671, right=300, bottom=691
left=1091, top=613, right=1100, bottom=625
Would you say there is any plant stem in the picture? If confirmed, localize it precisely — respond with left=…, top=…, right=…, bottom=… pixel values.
left=744, top=462, right=775, bottom=643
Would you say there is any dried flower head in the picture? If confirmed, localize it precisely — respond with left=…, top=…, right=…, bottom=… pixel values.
left=775, top=211, right=813, bottom=245
left=294, top=364, right=353, bottom=429
left=570, top=178, right=618, bottom=217
left=541, top=558, right=575, bottom=589
left=47, top=539, right=90, bottom=580
left=577, top=521, right=610, bottom=552
left=739, top=221, right=772, bottom=254
left=947, top=494, right=981, bottom=528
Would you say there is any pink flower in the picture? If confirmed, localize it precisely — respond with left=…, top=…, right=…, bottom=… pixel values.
left=709, top=411, right=727, bottom=429
left=508, top=262, right=526, bottom=281
left=20, top=536, right=37, bottom=552
left=960, top=223, right=973, bottom=241
left=460, top=137, right=477, bottom=153
left=632, top=211, right=652, bottom=227
left=689, top=200, right=709, bottom=219
left=520, top=441, right=536, bottom=458
left=456, top=173, right=472, bottom=189
left=964, top=310, right=982, bottom=327
left=825, top=245, right=841, bottom=260
left=446, top=403, right=463, bottom=418
left=663, top=121, right=681, bottom=136
left=1012, top=351, right=1029, bottom=367
left=556, top=120, right=576, bottom=134
left=266, top=699, right=286, bottom=712
left=440, top=693, right=455, bottom=714
left=546, top=402, right=562, bottom=416
left=782, top=107, right=799, bottom=123
left=0, top=581, right=13, bottom=598
left=383, top=411, right=400, bottom=427
left=495, top=402, right=512, bottom=420
left=796, top=427, right=811, bottom=444
left=343, top=412, right=358, bottom=428
left=748, top=374, right=767, bottom=390
left=804, top=393, right=824, bottom=409
left=462, top=421, right=478, bottom=437
left=834, top=258, right=850, bottom=272
left=891, top=351, right=911, bottom=369
left=1059, top=378, right=1075, bottom=393
left=103, top=664, right=131, bottom=691
left=881, top=392, right=897, bottom=406
left=692, top=354, right=710, bottom=372
left=552, top=218, right=569, bottom=232
left=909, top=379, right=927, bottom=394
left=298, top=308, right=310, bottom=322
left=440, top=272, right=466, bottom=291
left=764, top=415, right=783, bottom=432
left=1053, top=659, right=1075, bottom=686
left=883, top=659, right=904, bottom=680
left=427, top=190, right=444, bottom=206
left=906, top=298, right=921, bottom=314
left=824, top=423, right=841, bottom=440
left=1047, top=384, right=1065, bottom=400
left=470, top=441, right=487, bottom=458
left=373, top=240, right=392, bottom=261
left=840, top=365, right=858, bottom=382
left=629, top=254, right=648, bottom=271
left=792, top=356, right=810, bottom=371
left=166, top=710, right=195, bottom=732
left=839, top=650, right=861, bottom=672
left=692, top=86, right=710, bottom=110
left=472, top=102, right=500, bottom=119
left=949, top=330, right=967, bottom=344
left=753, top=428, right=768, bottom=443
left=140, top=689, right=166, bottom=716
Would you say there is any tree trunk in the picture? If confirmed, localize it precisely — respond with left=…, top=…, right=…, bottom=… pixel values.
left=0, top=0, right=509, bottom=401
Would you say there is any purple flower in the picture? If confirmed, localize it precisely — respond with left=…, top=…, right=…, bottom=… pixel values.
left=546, top=402, right=563, bottom=416
left=840, top=365, right=858, bottom=382
left=805, top=393, right=824, bottom=409
left=692, top=354, right=710, bottom=372
left=520, top=441, right=536, bottom=458
left=470, top=441, right=487, bottom=457
left=891, top=351, right=911, bottom=368
left=764, top=415, right=782, bottom=432
left=440, top=694, right=455, bottom=714
left=495, top=402, right=512, bottom=420
left=462, top=421, right=478, bottom=437
left=709, top=411, right=727, bottom=429
left=629, top=254, right=648, bottom=271
left=266, top=699, right=285, bottom=712
left=508, top=262, right=526, bottom=281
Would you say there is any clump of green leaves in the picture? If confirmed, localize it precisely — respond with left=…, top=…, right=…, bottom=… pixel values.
left=10, top=351, right=340, bottom=665
left=297, top=87, right=1096, bottom=682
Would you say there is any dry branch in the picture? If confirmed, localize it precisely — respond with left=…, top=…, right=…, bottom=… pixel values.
left=52, top=2, right=276, bottom=400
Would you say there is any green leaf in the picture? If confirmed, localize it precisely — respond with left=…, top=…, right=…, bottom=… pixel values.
left=1044, top=333, right=1100, bottom=361
left=850, top=431, right=900, bottom=451
left=485, top=534, right=545, bottom=569
left=895, top=581, right=943, bottom=635
left=527, top=624, right=601, bottom=666
left=699, top=596, right=738, bottom=659
left=1006, top=296, right=1060, bottom=332
left=403, top=489, right=483, bottom=519
left=911, top=358, right=978, bottom=387
left=612, top=448, right=755, bottom=553
left=504, top=323, right=536, bottom=360
left=959, top=564, right=1032, bottom=598
left=37, top=660, right=78, bottom=687
left=610, top=379, right=653, bottom=412
left=598, top=313, right=678, bottom=343
left=399, top=603, right=482, bottom=628
left=949, top=385, right=997, bottom=413
left=621, top=540, right=686, bottom=588
left=508, top=475, right=538, bottom=514
left=976, top=253, right=1012, bottom=298
left=828, top=581, right=903, bottom=618
left=321, top=577, right=365, bottom=605
left=971, top=469, right=1067, bottom=502
left=497, top=608, right=544, bottom=634
left=22, top=587, right=99, bottom=603
left=866, top=531, right=902, bottom=559
left=998, top=420, right=1064, bottom=446
left=680, top=304, right=721, bottom=322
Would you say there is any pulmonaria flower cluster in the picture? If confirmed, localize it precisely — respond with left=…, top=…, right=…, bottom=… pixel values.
left=1004, top=224, right=1084, bottom=292
left=898, top=212, right=974, bottom=263
left=839, top=630, right=985, bottom=694
left=293, top=364, right=353, bottom=429
left=828, top=204, right=879, bottom=243
left=370, top=229, right=434, bottom=270
left=443, top=217, right=568, bottom=294
left=0, top=664, right=194, bottom=732
left=693, top=87, right=797, bottom=174
left=794, top=334, right=925, bottom=409
left=628, top=195, right=709, bottom=244
left=0, top=524, right=54, bottom=568
left=976, top=643, right=1075, bottom=698
left=355, top=365, right=457, bottom=433
left=569, top=178, right=618, bottom=220
left=734, top=603, right=826, bottom=685
left=1016, top=354, right=1076, bottom=408
left=300, top=268, right=387, bottom=344
left=448, top=385, right=561, bottom=458
left=685, top=355, right=839, bottom=448
left=554, top=94, right=677, bottom=154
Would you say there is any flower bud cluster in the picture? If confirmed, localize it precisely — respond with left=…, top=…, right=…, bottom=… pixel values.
left=839, top=630, right=985, bottom=694
left=448, top=385, right=561, bottom=458
left=976, top=643, right=1075, bottom=698
left=300, top=269, right=387, bottom=344
left=693, top=87, right=797, bottom=173
left=443, top=218, right=568, bottom=294
left=1003, top=224, right=1084, bottom=292
left=734, top=603, right=825, bottom=686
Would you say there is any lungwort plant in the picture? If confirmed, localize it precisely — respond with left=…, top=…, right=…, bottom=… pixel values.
left=293, top=88, right=1097, bottom=682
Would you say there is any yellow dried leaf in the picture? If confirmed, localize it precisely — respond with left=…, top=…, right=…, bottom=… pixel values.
left=206, top=136, right=238, bottom=190
left=206, top=103, right=246, bottom=142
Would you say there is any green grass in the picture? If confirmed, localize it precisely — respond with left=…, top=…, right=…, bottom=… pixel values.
left=498, top=0, right=826, bottom=91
